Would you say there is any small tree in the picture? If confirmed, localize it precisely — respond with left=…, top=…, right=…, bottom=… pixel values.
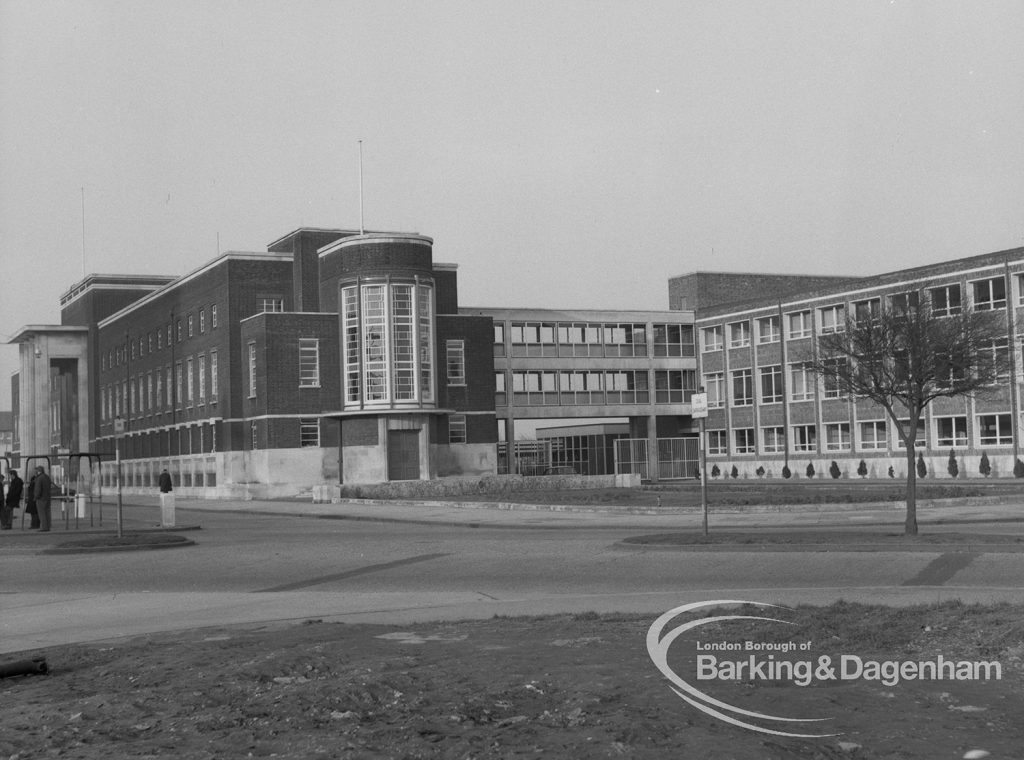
left=806, top=462, right=815, bottom=478
left=755, top=465, right=766, bottom=478
left=1015, top=458, right=1024, bottom=478
left=979, top=452, right=991, bottom=477
left=888, top=465, right=895, bottom=479
left=857, top=460, right=868, bottom=478
left=711, top=464, right=721, bottom=479
left=917, top=452, right=927, bottom=478
left=782, top=465, right=792, bottom=479
left=807, top=299, right=1009, bottom=534
left=730, top=465, right=739, bottom=479
left=947, top=450, right=959, bottom=479
left=829, top=461, right=841, bottom=479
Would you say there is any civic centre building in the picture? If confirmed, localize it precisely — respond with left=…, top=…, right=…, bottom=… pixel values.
left=8, top=225, right=1024, bottom=497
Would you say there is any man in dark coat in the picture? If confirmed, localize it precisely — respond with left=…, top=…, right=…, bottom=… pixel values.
left=159, top=469, right=173, bottom=493
left=1, top=470, right=23, bottom=529
left=33, top=465, right=53, bottom=532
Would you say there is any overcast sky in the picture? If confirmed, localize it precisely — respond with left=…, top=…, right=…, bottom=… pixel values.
left=2, top=0, right=1023, bottom=409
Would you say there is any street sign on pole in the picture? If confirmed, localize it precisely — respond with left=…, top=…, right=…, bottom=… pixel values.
left=691, top=392, right=709, bottom=419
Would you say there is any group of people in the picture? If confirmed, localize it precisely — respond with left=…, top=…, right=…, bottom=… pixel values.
left=0, top=465, right=54, bottom=531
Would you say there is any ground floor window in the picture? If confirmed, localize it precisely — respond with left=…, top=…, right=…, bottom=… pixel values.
left=894, top=418, right=926, bottom=449
left=300, top=418, right=320, bottom=447
left=859, top=420, right=887, bottom=450
left=734, top=428, right=755, bottom=454
left=707, top=430, right=727, bottom=455
left=825, top=422, right=851, bottom=452
left=977, top=413, right=1012, bottom=446
left=935, top=416, right=968, bottom=447
left=449, top=414, right=467, bottom=444
left=761, top=426, right=785, bottom=453
left=792, top=424, right=816, bottom=452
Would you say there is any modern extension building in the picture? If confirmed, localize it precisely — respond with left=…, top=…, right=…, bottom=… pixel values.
left=674, top=246, right=1024, bottom=480
left=7, top=226, right=695, bottom=497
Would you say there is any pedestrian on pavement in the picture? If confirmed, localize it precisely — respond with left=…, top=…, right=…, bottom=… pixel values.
left=1, top=470, right=22, bottom=530
left=0, top=472, right=6, bottom=529
left=25, top=472, right=39, bottom=529
left=159, top=468, right=173, bottom=494
left=33, top=465, right=53, bottom=532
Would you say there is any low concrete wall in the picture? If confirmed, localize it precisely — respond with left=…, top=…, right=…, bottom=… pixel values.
left=336, top=473, right=641, bottom=500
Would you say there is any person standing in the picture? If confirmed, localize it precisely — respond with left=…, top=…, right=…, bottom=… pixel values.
left=33, top=465, right=53, bottom=532
left=0, top=472, right=6, bottom=529
left=25, top=472, right=39, bottom=528
left=1, top=470, right=22, bottom=530
left=158, top=468, right=175, bottom=527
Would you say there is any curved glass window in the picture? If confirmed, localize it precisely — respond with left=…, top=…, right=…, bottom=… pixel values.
left=341, top=281, right=434, bottom=408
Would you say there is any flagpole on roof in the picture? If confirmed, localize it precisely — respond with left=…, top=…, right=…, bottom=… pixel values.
left=358, top=139, right=364, bottom=235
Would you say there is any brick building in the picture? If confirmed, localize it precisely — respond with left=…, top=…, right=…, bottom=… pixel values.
left=675, top=247, right=1024, bottom=480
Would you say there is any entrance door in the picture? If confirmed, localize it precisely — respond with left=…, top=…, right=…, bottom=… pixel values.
left=387, top=430, right=420, bottom=481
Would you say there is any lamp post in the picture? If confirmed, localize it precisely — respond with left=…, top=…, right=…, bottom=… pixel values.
left=691, top=389, right=709, bottom=535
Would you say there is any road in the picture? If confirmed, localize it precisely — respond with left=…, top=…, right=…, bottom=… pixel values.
left=3, top=504, right=1024, bottom=654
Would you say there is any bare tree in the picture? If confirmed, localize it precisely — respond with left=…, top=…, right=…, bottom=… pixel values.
left=807, top=295, right=1010, bottom=535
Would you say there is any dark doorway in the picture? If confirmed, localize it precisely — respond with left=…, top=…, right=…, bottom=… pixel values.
left=387, top=430, right=420, bottom=481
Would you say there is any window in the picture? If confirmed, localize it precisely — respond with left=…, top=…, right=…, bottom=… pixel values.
left=819, top=305, right=845, bottom=334
left=186, top=357, right=194, bottom=405
left=978, top=414, right=1012, bottom=446
left=251, top=422, right=258, bottom=450
left=853, top=298, right=880, bottom=323
left=495, top=372, right=507, bottom=405
left=198, top=355, right=206, bottom=401
left=602, top=323, right=647, bottom=356
left=247, top=342, right=257, bottom=398
left=655, top=370, right=695, bottom=403
left=259, top=297, right=284, bottom=313
left=200, top=309, right=206, bottom=333
left=930, top=284, right=962, bottom=317
left=859, top=420, right=887, bottom=450
left=652, top=324, right=695, bottom=356
left=176, top=320, right=182, bottom=342
left=300, top=418, right=320, bottom=447
left=704, top=373, right=724, bottom=408
left=731, top=369, right=753, bottom=406
left=155, top=372, right=162, bottom=410
left=129, top=379, right=136, bottom=415
left=762, top=427, right=785, bottom=453
left=175, top=362, right=183, bottom=405
left=187, top=314, right=194, bottom=337
left=757, top=316, right=780, bottom=344
left=728, top=321, right=751, bottom=348
left=894, top=419, right=926, bottom=449
left=157, top=330, right=162, bottom=350
left=493, top=323, right=505, bottom=356
left=557, top=323, right=602, bottom=357
left=513, top=371, right=559, bottom=404
left=148, top=334, right=153, bottom=353
left=165, top=367, right=172, bottom=406
left=734, top=429, right=755, bottom=454
left=510, top=322, right=557, bottom=357
left=448, top=414, right=467, bottom=444
left=935, top=416, right=968, bottom=447
left=890, top=291, right=919, bottom=314
left=787, top=311, right=812, bottom=339
left=707, top=430, right=727, bottom=455
left=972, top=277, right=1006, bottom=310
left=789, top=362, right=814, bottom=402
left=446, top=340, right=466, bottom=385
left=390, top=284, right=416, bottom=400
left=211, top=304, right=218, bottom=328
left=792, top=425, right=816, bottom=452
left=759, top=365, right=783, bottom=404
left=825, top=423, right=851, bottom=452
left=822, top=358, right=848, bottom=399
left=299, top=339, right=320, bottom=387
left=147, top=372, right=153, bottom=411
left=210, top=351, right=218, bottom=399
left=605, top=371, right=649, bottom=403
left=558, top=371, right=602, bottom=404
left=982, top=338, right=1011, bottom=383
left=702, top=326, right=723, bottom=351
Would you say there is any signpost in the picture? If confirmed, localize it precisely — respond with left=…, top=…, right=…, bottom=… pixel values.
left=114, top=416, right=125, bottom=538
left=690, top=392, right=710, bottom=535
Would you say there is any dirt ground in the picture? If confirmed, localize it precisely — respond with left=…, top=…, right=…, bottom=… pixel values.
left=1, top=602, right=1021, bottom=760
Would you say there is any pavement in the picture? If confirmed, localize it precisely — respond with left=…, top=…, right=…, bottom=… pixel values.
left=2, top=493, right=1024, bottom=656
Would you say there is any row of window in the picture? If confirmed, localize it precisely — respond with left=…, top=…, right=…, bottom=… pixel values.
left=102, top=305, right=220, bottom=371
left=707, top=413, right=1014, bottom=456
left=246, top=338, right=322, bottom=398
left=495, top=322, right=695, bottom=357
left=702, top=277, right=1014, bottom=352
left=248, top=418, right=320, bottom=450
left=703, top=342, right=1011, bottom=409
left=495, top=369, right=696, bottom=406
left=102, top=351, right=220, bottom=421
